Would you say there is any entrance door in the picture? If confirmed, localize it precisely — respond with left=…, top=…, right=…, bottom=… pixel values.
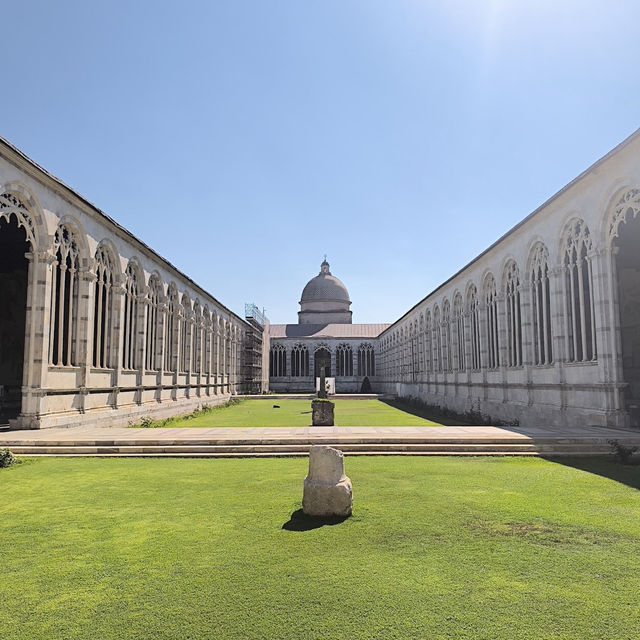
left=314, top=347, right=331, bottom=378
left=0, top=217, right=30, bottom=422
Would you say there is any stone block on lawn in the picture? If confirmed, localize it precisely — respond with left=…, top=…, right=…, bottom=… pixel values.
left=312, top=399, right=334, bottom=426
left=302, top=445, right=352, bottom=517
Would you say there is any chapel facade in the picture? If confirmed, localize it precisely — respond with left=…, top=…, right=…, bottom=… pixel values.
left=268, top=260, right=389, bottom=393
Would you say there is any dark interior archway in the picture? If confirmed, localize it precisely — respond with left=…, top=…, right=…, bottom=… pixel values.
left=0, top=216, right=30, bottom=423
left=314, top=348, right=331, bottom=378
left=615, top=213, right=640, bottom=423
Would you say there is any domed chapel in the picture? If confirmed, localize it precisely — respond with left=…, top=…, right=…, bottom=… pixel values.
left=268, top=260, right=389, bottom=392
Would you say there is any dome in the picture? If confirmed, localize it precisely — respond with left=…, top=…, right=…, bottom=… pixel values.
left=300, top=260, right=350, bottom=303
left=298, top=260, right=352, bottom=325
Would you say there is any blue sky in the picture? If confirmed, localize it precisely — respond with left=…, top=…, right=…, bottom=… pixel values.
left=2, top=1, right=639, bottom=323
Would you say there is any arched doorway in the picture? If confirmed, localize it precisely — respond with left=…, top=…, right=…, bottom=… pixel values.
left=314, top=347, right=331, bottom=378
left=0, top=216, right=30, bottom=423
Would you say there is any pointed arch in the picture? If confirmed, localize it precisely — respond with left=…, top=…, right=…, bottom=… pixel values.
left=483, top=273, right=499, bottom=369
left=466, top=283, right=481, bottom=370
left=145, top=273, right=163, bottom=371
left=49, top=223, right=81, bottom=366
left=561, top=218, right=596, bottom=362
left=93, top=242, right=116, bottom=368
left=453, top=291, right=465, bottom=371
left=528, top=242, right=553, bottom=365
left=122, top=260, right=142, bottom=370
left=503, top=259, right=522, bottom=367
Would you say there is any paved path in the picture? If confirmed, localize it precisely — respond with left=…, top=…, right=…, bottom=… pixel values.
left=1, top=423, right=639, bottom=444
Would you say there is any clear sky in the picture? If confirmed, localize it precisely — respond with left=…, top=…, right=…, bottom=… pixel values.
left=2, top=1, right=639, bottom=324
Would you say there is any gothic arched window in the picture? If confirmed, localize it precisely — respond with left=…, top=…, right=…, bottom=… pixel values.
left=122, top=262, right=140, bottom=370
left=358, top=343, right=375, bottom=377
left=467, top=285, right=481, bottom=370
left=442, top=299, right=452, bottom=372
left=336, top=343, right=353, bottom=377
left=192, top=301, right=202, bottom=374
left=269, top=344, right=287, bottom=377
left=145, top=275, right=163, bottom=371
left=433, top=306, right=442, bottom=372
left=180, top=294, right=191, bottom=373
left=93, top=245, right=114, bottom=369
left=504, top=261, right=522, bottom=367
left=202, top=307, right=212, bottom=376
left=424, top=311, right=432, bottom=373
left=50, top=225, right=80, bottom=366
left=484, top=274, right=499, bottom=369
left=563, top=219, right=596, bottom=362
left=291, top=343, right=309, bottom=377
left=529, top=243, right=553, bottom=365
left=453, top=293, right=465, bottom=371
left=165, top=285, right=178, bottom=372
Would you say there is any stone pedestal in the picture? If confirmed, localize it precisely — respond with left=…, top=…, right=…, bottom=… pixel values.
left=302, top=445, right=352, bottom=517
left=312, top=399, right=334, bottom=426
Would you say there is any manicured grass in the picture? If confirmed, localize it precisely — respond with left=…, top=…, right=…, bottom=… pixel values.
left=2, top=456, right=640, bottom=639
left=160, top=398, right=442, bottom=428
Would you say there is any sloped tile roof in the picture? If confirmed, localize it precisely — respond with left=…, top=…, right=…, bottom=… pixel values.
left=269, top=323, right=390, bottom=339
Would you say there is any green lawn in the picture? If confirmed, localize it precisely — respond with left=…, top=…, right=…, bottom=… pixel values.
left=2, top=456, right=640, bottom=639
left=159, top=398, right=442, bottom=428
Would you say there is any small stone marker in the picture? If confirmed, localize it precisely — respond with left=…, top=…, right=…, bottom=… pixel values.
left=302, top=445, right=352, bottom=517
left=311, top=399, right=334, bottom=426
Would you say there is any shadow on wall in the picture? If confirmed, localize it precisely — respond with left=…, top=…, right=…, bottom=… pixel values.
left=543, top=456, right=640, bottom=492
left=379, top=398, right=484, bottom=426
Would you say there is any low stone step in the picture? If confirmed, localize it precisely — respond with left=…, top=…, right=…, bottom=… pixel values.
left=8, top=442, right=614, bottom=457
left=14, top=450, right=611, bottom=458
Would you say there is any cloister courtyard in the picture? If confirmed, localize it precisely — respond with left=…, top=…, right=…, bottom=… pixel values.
left=2, top=396, right=640, bottom=639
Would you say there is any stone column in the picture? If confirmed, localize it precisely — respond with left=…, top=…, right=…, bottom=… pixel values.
left=77, top=266, right=97, bottom=413
left=214, top=318, right=220, bottom=395
left=591, top=247, right=624, bottom=417
left=157, top=300, right=167, bottom=399
left=19, top=250, right=57, bottom=427
left=136, top=291, right=149, bottom=404
left=548, top=265, right=567, bottom=412
left=111, top=278, right=126, bottom=409
left=519, top=280, right=534, bottom=407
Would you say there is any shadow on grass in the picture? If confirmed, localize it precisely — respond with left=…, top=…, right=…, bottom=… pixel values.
left=543, top=456, right=640, bottom=491
left=282, top=509, right=350, bottom=531
left=379, top=398, right=480, bottom=426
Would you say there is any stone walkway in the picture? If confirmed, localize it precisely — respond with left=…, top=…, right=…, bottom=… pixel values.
left=1, top=423, right=639, bottom=456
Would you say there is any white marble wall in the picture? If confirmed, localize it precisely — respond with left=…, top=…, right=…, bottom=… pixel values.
left=0, top=142, right=247, bottom=429
left=377, top=131, right=640, bottom=428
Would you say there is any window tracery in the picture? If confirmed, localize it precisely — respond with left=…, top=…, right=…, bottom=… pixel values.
left=563, top=219, right=596, bottom=362
left=291, top=343, right=309, bottom=377
left=122, top=262, right=140, bottom=370
left=269, top=344, right=286, bottom=377
left=336, top=343, right=353, bottom=377
left=433, top=306, right=442, bottom=372
left=467, top=285, right=481, bottom=370
left=358, top=343, right=375, bottom=377
left=504, top=261, right=522, bottom=367
left=453, top=293, right=465, bottom=371
left=529, top=243, right=553, bottom=365
left=484, top=274, right=499, bottom=369
left=164, top=285, right=179, bottom=372
left=93, top=245, right=114, bottom=368
left=50, top=225, right=80, bottom=366
left=442, top=299, right=452, bottom=372
left=145, top=276, right=162, bottom=371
